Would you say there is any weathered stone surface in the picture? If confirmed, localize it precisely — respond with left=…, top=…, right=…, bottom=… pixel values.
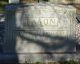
left=15, top=3, right=77, bottom=53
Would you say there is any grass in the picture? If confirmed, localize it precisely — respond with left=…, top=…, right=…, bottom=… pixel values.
left=22, top=61, right=80, bottom=64
left=0, top=1, right=8, bottom=13
left=0, top=1, right=17, bottom=13
left=0, top=8, right=4, bottom=13
left=21, top=59, right=80, bottom=64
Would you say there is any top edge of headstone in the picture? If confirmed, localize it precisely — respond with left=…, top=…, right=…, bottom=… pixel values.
left=20, top=2, right=76, bottom=9
left=16, top=2, right=76, bottom=12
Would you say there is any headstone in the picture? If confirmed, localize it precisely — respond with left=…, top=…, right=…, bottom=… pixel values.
left=9, top=0, right=19, bottom=4
left=4, top=3, right=77, bottom=63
